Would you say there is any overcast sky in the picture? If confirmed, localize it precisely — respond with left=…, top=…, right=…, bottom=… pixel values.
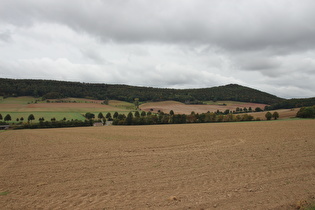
left=1, top=0, right=315, bottom=98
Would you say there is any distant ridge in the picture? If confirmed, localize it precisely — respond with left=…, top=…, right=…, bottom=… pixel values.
left=0, top=78, right=284, bottom=105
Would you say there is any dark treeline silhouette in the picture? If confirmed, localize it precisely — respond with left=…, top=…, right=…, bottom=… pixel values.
left=0, top=78, right=282, bottom=104
left=265, top=97, right=315, bottom=110
left=16, top=120, right=93, bottom=129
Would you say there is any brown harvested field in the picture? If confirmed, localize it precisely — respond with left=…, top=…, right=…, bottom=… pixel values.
left=140, top=100, right=267, bottom=115
left=250, top=109, right=299, bottom=120
left=1, top=120, right=315, bottom=209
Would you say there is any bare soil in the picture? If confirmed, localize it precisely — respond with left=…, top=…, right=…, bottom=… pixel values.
left=0, top=120, right=314, bottom=209
left=249, top=109, right=299, bottom=120
left=140, top=101, right=267, bottom=115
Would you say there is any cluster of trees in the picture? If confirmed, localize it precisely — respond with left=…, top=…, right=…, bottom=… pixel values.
left=265, top=112, right=279, bottom=120
left=265, top=97, right=315, bottom=110
left=0, top=113, right=93, bottom=129
left=102, top=110, right=274, bottom=125
left=227, top=106, right=264, bottom=114
left=0, top=113, right=32, bottom=123
left=296, top=106, right=315, bottom=118
left=20, top=120, right=93, bottom=129
left=0, top=78, right=282, bottom=104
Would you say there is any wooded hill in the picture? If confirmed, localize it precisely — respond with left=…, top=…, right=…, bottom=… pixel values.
left=1, top=78, right=314, bottom=109
left=0, top=78, right=282, bottom=104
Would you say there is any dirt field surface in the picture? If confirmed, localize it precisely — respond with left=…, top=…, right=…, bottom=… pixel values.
left=249, top=109, right=299, bottom=120
left=1, top=120, right=314, bottom=209
left=140, top=101, right=267, bottom=115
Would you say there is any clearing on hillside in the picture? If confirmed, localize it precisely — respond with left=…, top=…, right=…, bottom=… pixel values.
left=0, top=120, right=314, bottom=209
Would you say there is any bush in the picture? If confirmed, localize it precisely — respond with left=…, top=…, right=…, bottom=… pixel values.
left=296, top=106, right=315, bottom=118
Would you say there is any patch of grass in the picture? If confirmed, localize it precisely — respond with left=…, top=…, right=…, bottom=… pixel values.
left=0, top=191, right=9, bottom=196
left=303, top=206, right=315, bottom=210
left=0, top=96, right=39, bottom=104
left=295, top=200, right=315, bottom=210
left=108, top=100, right=135, bottom=110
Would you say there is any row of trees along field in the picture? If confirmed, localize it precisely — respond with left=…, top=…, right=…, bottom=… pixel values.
left=107, top=110, right=280, bottom=125
left=0, top=114, right=34, bottom=123
left=0, top=113, right=93, bottom=129
left=0, top=78, right=282, bottom=104
left=4, top=105, right=315, bottom=129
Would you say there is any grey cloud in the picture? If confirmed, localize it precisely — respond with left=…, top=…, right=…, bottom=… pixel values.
left=0, top=30, right=11, bottom=42
left=0, top=0, right=315, bottom=99
left=236, top=57, right=281, bottom=71
left=1, top=0, right=315, bottom=52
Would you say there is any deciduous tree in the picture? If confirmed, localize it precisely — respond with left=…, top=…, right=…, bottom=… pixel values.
left=134, top=111, right=140, bottom=118
left=4, top=114, right=11, bottom=121
left=134, top=98, right=139, bottom=110
left=85, top=112, right=95, bottom=120
left=272, top=112, right=279, bottom=120
left=98, top=112, right=104, bottom=119
left=265, top=112, right=272, bottom=120
left=126, top=112, right=133, bottom=125
left=106, top=112, right=112, bottom=119
left=28, top=114, right=35, bottom=122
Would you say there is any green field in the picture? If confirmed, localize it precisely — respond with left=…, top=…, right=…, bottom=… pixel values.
left=0, top=96, right=39, bottom=104
left=0, top=97, right=136, bottom=123
left=0, top=112, right=85, bottom=123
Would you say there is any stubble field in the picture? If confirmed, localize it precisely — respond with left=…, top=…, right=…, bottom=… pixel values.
left=139, top=100, right=267, bottom=115
left=0, top=120, right=315, bottom=209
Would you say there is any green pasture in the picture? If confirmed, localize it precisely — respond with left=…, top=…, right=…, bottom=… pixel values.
left=108, top=100, right=135, bottom=110
left=0, top=112, right=85, bottom=123
left=0, top=96, right=39, bottom=104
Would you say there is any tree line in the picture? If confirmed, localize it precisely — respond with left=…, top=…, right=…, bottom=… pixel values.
left=105, top=110, right=280, bottom=125
left=0, top=113, right=93, bottom=129
left=265, top=97, right=315, bottom=110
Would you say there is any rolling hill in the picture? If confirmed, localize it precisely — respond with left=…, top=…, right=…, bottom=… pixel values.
left=0, top=78, right=282, bottom=104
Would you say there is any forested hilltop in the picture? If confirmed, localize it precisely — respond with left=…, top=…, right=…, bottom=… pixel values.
left=0, top=78, right=282, bottom=104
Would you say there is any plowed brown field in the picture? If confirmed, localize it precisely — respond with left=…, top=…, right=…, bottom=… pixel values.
left=1, top=120, right=315, bottom=209
left=140, top=101, right=267, bottom=115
